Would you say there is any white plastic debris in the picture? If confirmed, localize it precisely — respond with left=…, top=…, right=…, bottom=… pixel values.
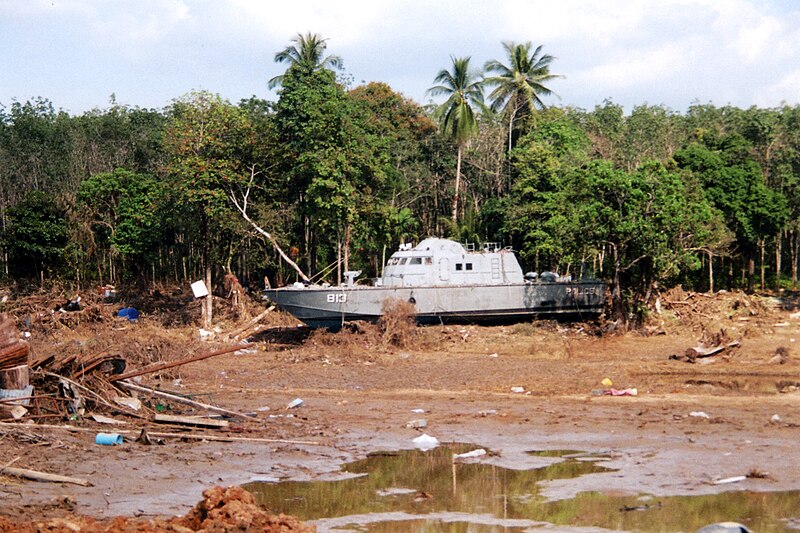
left=113, top=397, right=142, bottom=411
left=411, top=408, right=425, bottom=413
left=771, top=414, right=782, bottom=423
left=689, top=411, right=711, bottom=419
left=412, top=433, right=439, bottom=451
left=453, top=448, right=487, bottom=460
left=713, top=475, right=747, bottom=485
left=510, top=386, right=525, bottom=393
left=286, top=398, right=304, bottom=409
left=406, top=419, right=427, bottom=429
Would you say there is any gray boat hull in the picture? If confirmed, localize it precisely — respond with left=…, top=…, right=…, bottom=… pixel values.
left=264, top=281, right=605, bottom=330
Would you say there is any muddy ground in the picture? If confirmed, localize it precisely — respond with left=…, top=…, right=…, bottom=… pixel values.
left=1, top=287, right=800, bottom=530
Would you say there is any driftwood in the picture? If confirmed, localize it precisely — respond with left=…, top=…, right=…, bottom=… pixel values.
left=109, top=344, right=254, bottom=382
left=0, top=421, right=321, bottom=445
left=670, top=340, right=741, bottom=363
left=117, top=381, right=258, bottom=421
left=153, top=413, right=230, bottom=429
left=686, top=340, right=741, bottom=359
left=0, top=466, right=92, bottom=486
left=226, top=307, right=274, bottom=341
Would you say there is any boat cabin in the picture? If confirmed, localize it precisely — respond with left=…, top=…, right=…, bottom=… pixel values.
left=377, top=238, right=525, bottom=287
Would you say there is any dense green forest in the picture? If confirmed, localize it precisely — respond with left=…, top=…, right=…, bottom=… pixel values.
left=2, top=33, right=799, bottom=323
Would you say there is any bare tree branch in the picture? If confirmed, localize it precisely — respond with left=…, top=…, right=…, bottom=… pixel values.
left=230, top=167, right=311, bottom=283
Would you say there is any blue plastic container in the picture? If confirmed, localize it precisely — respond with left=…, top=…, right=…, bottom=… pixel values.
left=95, top=433, right=123, bottom=445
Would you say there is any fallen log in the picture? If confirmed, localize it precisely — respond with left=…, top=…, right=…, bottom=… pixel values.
left=685, top=340, right=741, bottom=359
left=226, top=307, right=274, bottom=340
left=109, top=344, right=255, bottom=382
left=0, top=466, right=92, bottom=487
left=116, top=381, right=258, bottom=421
left=154, top=413, right=230, bottom=429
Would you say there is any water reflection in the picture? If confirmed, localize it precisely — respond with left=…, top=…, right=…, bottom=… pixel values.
left=245, top=445, right=800, bottom=532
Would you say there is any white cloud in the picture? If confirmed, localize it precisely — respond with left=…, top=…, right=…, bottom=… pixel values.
left=3, top=0, right=800, bottom=113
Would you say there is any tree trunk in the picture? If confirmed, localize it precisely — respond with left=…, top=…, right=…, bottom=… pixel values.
left=451, top=143, right=463, bottom=224
left=760, top=239, right=765, bottom=291
left=792, top=230, right=798, bottom=289
left=336, top=232, right=342, bottom=286
left=776, top=230, right=782, bottom=290
left=747, top=253, right=755, bottom=293
left=204, top=263, right=212, bottom=329
left=707, top=250, right=714, bottom=294
left=343, top=223, right=351, bottom=273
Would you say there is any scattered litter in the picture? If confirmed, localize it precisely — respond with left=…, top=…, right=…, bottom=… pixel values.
left=412, top=433, right=439, bottom=451
left=453, top=448, right=486, bottom=460
left=479, top=409, right=497, bottom=417
left=601, top=377, right=613, bottom=387
left=113, top=397, right=142, bottom=411
left=91, top=414, right=125, bottom=425
left=488, top=353, right=498, bottom=358
left=771, top=414, right=782, bottom=423
left=256, top=406, right=271, bottom=412
left=604, top=388, right=638, bottom=396
left=775, top=322, right=790, bottom=327
left=712, top=475, right=747, bottom=485
left=411, top=408, right=425, bottom=413
left=690, top=411, right=711, bottom=419
left=116, top=307, right=139, bottom=322
left=406, top=419, right=427, bottom=429
left=95, top=432, right=123, bottom=446
left=198, top=328, right=214, bottom=340
left=510, top=386, right=525, bottom=393
left=286, top=398, right=304, bottom=409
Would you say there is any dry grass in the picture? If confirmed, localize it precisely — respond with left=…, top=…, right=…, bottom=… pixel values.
left=377, top=299, right=419, bottom=349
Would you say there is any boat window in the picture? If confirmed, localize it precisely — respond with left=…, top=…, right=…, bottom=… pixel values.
left=409, top=257, right=422, bottom=265
left=465, top=263, right=473, bottom=271
left=424, top=257, right=433, bottom=265
left=400, top=258, right=408, bottom=265
left=455, top=263, right=463, bottom=271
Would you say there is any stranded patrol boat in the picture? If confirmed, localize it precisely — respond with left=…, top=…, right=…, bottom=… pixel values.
left=263, top=238, right=605, bottom=330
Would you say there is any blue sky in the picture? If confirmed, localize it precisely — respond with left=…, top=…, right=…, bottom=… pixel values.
left=2, top=0, right=800, bottom=115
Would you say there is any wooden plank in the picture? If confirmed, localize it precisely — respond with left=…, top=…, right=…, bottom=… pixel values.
left=0, top=466, right=92, bottom=487
left=153, top=413, right=230, bottom=429
left=0, top=365, right=29, bottom=389
left=0, top=422, right=320, bottom=445
left=117, top=381, right=258, bottom=421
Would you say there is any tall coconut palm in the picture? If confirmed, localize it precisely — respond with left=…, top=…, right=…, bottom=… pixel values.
left=268, top=32, right=343, bottom=89
left=484, top=42, right=561, bottom=153
left=428, top=56, right=485, bottom=224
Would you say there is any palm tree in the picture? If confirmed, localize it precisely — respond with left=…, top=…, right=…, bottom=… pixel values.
left=268, top=32, right=343, bottom=89
left=428, top=56, right=484, bottom=224
left=484, top=42, right=561, bottom=153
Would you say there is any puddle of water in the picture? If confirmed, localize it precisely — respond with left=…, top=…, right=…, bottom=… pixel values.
left=245, top=445, right=800, bottom=532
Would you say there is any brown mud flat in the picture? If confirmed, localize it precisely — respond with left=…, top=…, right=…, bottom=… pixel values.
left=1, top=288, right=800, bottom=530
